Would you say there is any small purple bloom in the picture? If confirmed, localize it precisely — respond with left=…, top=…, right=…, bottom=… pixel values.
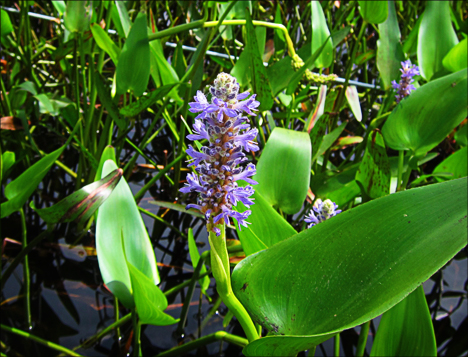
left=392, top=60, right=420, bottom=103
left=304, top=199, right=341, bottom=228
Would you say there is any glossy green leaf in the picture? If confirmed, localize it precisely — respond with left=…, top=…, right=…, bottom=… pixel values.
left=187, top=228, right=210, bottom=293
left=234, top=189, right=296, bottom=256
left=433, top=147, right=468, bottom=182
left=370, top=285, right=437, bottom=356
left=51, top=1, right=66, bottom=16
left=255, top=128, right=311, bottom=214
left=1, top=10, right=13, bottom=37
left=1, top=151, right=15, bottom=180
left=345, top=86, right=362, bottom=122
left=310, top=114, right=328, bottom=164
left=30, top=168, right=122, bottom=225
left=127, top=262, right=178, bottom=326
left=94, top=145, right=117, bottom=182
left=356, top=130, right=391, bottom=199
left=455, top=123, right=467, bottom=147
left=96, top=159, right=159, bottom=308
left=64, top=1, right=89, bottom=33
left=358, top=1, right=388, bottom=24
left=1, top=144, right=66, bottom=218
left=310, top=1, right=333, bottom=68
left=90, top=23, right=121, bottom=65
left=116, top=12, right=150, bottom=97
left=244, top=11, right=273, bottom=111
left=417, top=1, right=458, bottom=81
left=442, top=38, right=468, bottom=73
left=233, top=178, right=467, bottom=355
left=377, top=0, right=405, bottom=90
left=120, top=83, right=177, bottom=117
left=95, top=72, right=127, bottom=130
left=114, top=0, right=131, bottom=38
left=382, top=69, right=467, bottom=156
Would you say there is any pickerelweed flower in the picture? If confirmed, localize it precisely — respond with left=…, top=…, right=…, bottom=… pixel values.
left=304, top=199, right=342, bottom=228
left=391, top=60, right=420, bottom=103
left=181, top=73, right=260, bottom=236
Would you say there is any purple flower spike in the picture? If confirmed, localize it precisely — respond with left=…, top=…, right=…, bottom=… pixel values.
left=304, top=199, right=341, bottom=228
left=181, top=73, right=260, bottom=236
left=392, top=60, right=420, bottom=103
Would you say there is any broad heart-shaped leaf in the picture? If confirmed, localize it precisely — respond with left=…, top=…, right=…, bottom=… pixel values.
left=232, top=178, right=467, bottom=355
left=370, top=285, right=437, bottom=356
left=255, top=128, right=311, bottom=214
left=234, top=188, right=296, bottom=256
left=116, top=12, right=150, bottom=97
left=96, top=160, right=159, bottom=308
left=310, top=1, right=333, bottom=68
left=377, top=0, right=405, bottom=90
left=433, top=147, right=468, bottom=182
left=90, top=23, right=121, bottom=65
left=1, top=144, right=66, bottom=218
left=127, top=262, right=179, bottom=326
left=30, top=168, right=122, bottom=225
left=443, top=38, right=468, bottom=73
left=417, top=1, right=458, bottom=81
left=382, top=69, right=468, bottom=156
left=244, top=11, right=273, bottom=112
left=358, top=1, right=388, bottom=24
left=356, top=130, right=391, bottom=199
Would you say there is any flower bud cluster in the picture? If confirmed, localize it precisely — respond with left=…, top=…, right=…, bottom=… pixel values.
left=181, top=73, right=260, bottom=236
left=392, top=60, right=420, bottom=103
left=304, top=199, right=342, bottom=228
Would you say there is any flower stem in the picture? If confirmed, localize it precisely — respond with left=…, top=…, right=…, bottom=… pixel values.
left=208, top=227, right=258, bottom=342
left=356, top=320, right=370, bottom=357
left=397, top=150, right=404, bottom=191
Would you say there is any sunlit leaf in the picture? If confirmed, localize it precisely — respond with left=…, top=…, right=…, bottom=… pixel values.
left=1, top=151, right=15, bottom=181
left=377, top=0, right=405, bottom=90
left=358, top=1, right=388, bottom=24
left=345, top=86, right=362, bottom=122
left=370, top=285, right=437, bottom=356
left=96, top=159, right=159, bottom=308
left=1, top=144, right=66, bottom=218
left=433, top=147, right=468, bottom=182
left=1, top=9, right=13, bottom=37
left=116, top=12, right=150, bottom=97
left=310, top=1, right=333, bottom=68
left=64, top=0, right=89, bottom=33
left=417, top=1, right=458, bottom=81
left=442, top=38, right=468, bottom=73
left=255, top=128, right=311, bottom=214
left=233, top=178, right=467, bottom=355
left=95, top=72, right=128, bottom=130
left=382, top=69, right=467, bottom=156
left=31, top=168, right=122, bottom=225
left=90, top=23, right=121, bottom=65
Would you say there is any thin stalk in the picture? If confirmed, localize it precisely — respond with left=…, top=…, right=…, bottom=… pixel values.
left=334, top=333, right=340, bottom=357
left=77, top=313, right=132, bottom=349
left=197, top=296, right=222, bottom=336
left=163, top=270, right=212, bottom=297
left=114, top=297, right=121, bottom=343
left=397, top=150, right=404, bottom=191
left=132, top=309, right=142, bottom=357
left=19, top=208, right=31, bottom=329
left=1, top=324, right=85, bottom=357
left=0, top=75, right=13, bottom=116
left=356, top=320, right=370, bottom=357
left=138, top=207, right=186, bottom=240
left=155, top=331, right=248, bottom=357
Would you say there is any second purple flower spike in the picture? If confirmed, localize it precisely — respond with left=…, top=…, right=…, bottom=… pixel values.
left=392, top=60, right=420, bottom=104
left=181, top=73, right=260, bottom=236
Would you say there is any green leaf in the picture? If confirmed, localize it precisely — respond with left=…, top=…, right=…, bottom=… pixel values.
left=358, top=1, right=388, bottom=24
left=370, top=285, right=437, bottom=356
left=30, top=168, right=122, bottom=225
left=417, top=1, right=458, bottom=81
left=119, top=83, right=177, bottom=117
left=345, top=86, right=362, bottom=122
left=1, top=151, right=15, bottom=181
left=1, top=10, right=13, bottom=37
left=310, top=1, right=333, bottom=68
left=382, top=69, right=467, bottom=156
left=187, top=228, right=210, bottom=293
left=90, top=23, right=121, bottom=65
left=95, top=72, right=128, bottom=130
left=255, top=128, right=311, bottom=214
left=96, top=159, right=159, bottom=308
left=114, top=0, right=131, bottom=38
left=377, top=0, right=405, bottom=90
left=232, top=178, right=467, bottom=355
left=317, top=121, right=347, bottom=158
left=455, top=123, right=467, bottom=147
left=442, top=38, right=468, bottom=73
left=51, top=1, right=66, bottom=16
left=234, top=189, right=296, bottom=256
left=433, top=147, right=468, bottom=182
left=1, top=144, right=66, bottom=218
left=355, top=130, right=391, bottom=199
left=244, top=11, right=273, bottom=111
left=127, top=262, right=179, bottom=326
left=243, top=335, right=334, bottom=357
left=94, top=145, right=117, bottom=182
left=64, top=1, right=89, bottom=33
left=116, top=12, right=150, bottom=97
